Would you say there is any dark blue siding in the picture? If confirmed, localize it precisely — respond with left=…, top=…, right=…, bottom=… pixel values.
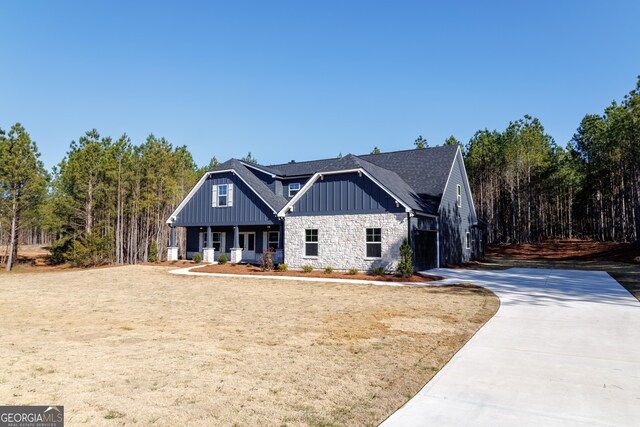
left=438, top=151, right=476, bottom=264
left=289, top=172, right=404, bottom=215
left=173, top=172, right=279, bottom=226
left=281, top=178, right=310, bottom=199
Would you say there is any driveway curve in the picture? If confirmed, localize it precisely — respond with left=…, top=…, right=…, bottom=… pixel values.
left=382, top=268, right=640, bottom=427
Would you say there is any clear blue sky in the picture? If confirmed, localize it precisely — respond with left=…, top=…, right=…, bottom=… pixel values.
left=1, top=1, right=639, bottom=170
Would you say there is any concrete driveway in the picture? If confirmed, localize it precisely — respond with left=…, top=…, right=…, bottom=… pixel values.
left=381, top=268, right=640, bottom=427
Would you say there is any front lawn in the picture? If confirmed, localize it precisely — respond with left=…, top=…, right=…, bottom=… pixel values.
left=0, top=265, right=497, bottom=426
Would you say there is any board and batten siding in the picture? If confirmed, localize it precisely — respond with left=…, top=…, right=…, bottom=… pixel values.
left=438, top=150, right=476, bottom=265
left=172, top=172, right=279, bottom=226
left=288, top=172, right=404, bottom=215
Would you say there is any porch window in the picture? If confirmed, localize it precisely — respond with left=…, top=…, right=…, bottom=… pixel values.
left=465, top=231, right=471, bottom=250
left=268, top=231, right=279, bottom=250
left=456, top=184, right=462, bottom=207
left=305, top=229, right=318, bottom=257
left=211, top=232, right=222, bottom=251
left=218, top=184, right=228, bottom=207
left=366, top=228, right=382, bottom=258
left=288, top=183, right=301, bottom=197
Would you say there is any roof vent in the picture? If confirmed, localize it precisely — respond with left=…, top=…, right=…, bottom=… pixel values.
left=289, top=160, right=296, bottom=163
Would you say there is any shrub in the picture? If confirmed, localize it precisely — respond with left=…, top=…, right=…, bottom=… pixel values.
left=324, top=266, right=333, bottom=274
left=193, top=252, right=202, bottom=263
left=397, top=238, right=414, bottom=278
left=277, top=263, right=288, bottom=272
left=347, top=268, right=358, bottom=275
left=148, top=240, right=158, bottom=263
left=49, top=237, right=72, bottom=265
left=302, top=265, right=313, bottom=273
left=66, top=233, right=114, bottom=267
left=259, top=247, right=275, bottom=271
left=217, top=253, right=227, bottom=264
left=371, top=266, right=385, bottom=276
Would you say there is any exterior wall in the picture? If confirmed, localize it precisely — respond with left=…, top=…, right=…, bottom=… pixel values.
left=288, top=172, right=404, bottom=215
left=173, top=172, right=279, bottom=226
left=284, top=212, right=408, bottom=272
left=281, top=177, right=310, bottom=199
left=186, top=225, right=282, bottom=261
left=438, top=150, right=476, bottom=265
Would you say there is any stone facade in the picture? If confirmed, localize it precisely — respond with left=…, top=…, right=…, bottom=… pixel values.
left=167, top=247, right=178, bottom=261
left=284, top=212, right=408, bottom=272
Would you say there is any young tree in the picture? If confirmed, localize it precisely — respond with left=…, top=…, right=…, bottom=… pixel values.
left=370, top=146, right=381, bottom=154
left=0, top=123, right=47, bottom=271
left=414, top=135, right=428, bottom=149
left=444, top=135, right=460, bottom=146
left=241, top=151, right=258, bottom=164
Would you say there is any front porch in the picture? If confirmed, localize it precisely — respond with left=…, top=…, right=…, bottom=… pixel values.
left=177, top=225, right=283, bottom=264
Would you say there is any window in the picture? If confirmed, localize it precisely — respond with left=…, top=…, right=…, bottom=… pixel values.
left=366, top=228, right=382, bottom=258
left=456, top=184, right=462, bottom=207
left=465, top=232, right=471, bottom=250
left=268, top=231, right=279, bottom=250
left=305, top=229, right=318, bottom=257
left=212, top=183, right=233, bottom=207
left=288, top=182, right=301, bottom=197
left=218, top=184, right=228, bottom=207
left=211, top=232, right=222, bottom=251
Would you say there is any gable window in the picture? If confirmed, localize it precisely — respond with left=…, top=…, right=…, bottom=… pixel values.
left=456, top=184, right=462, bottom=207
left=305, top=229, right=318, bottom=257
left=218, top=184, right=228, bottom=207
left=465, top=232, right=471, bottom=250
left=288, top=182, right=301, bottom=198
left=366, top=228, right=382, bottom=258
left=212, top=183, right=233, bottom=208
left=268, top=231, right=280, bottom=250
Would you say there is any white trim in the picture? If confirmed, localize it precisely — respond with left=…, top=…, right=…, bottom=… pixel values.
left=437, top=147, right=478, bottom=224
left=456, top=184, right=462, bottom=207
left=167, top=168, right=279, bottom=224
left=465, top=231, right=471, bottom=250
left=167, top=171, right=210, bottom=223
left=277, top=168, right=412, bottom=217
left=239, top=161, right=277, bottom=178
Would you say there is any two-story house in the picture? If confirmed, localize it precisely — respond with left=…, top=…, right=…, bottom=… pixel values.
left=166, top=145, right=482, bottom=271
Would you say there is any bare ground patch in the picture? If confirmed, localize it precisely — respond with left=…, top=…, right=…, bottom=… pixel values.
left=0, top=266, right=497, bottom=426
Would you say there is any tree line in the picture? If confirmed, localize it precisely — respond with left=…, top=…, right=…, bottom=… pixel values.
left=1, top=78, right=638, bottom=269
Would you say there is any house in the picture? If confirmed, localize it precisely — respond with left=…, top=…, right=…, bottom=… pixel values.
left=166, top=145, right=483, bottom=271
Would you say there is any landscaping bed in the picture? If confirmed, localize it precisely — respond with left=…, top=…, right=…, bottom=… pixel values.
left=191, top=262, right=443, bottom=282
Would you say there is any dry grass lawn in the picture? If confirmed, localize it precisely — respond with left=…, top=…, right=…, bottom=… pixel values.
left=0, top=265, right=498, bottom=426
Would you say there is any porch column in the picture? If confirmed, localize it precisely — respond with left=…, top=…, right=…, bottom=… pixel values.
left=230, top=225, right=242, bottom=263
left=167, top=225, right=178, bottom=261
left=203, top=226, right=215, bottom=263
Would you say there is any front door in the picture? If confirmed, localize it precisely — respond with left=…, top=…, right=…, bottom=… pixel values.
left=238, top=232, right=256, bottom=261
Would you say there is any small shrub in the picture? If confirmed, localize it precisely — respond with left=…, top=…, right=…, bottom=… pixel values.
left=217, top=253, right=227, bottom=264
left=371, top=266, right=385, bottom=276
left=148, top=240, right=158, bottom=263
left=397, top=238, right=414, bottom=278
left=193, top=252, right=202, bottom=263
left=347, top=268, right=358, bottom=275
left=277, top=263, right=288, bottom=272
left=66, top=232, right=114, bottom=267
left=260, top=247, right=275, bottom=271
left=324, top=266, right=333, bottom=274
left=302, top=265, right=313, bottom=273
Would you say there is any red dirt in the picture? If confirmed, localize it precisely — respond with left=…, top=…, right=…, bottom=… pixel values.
left=191, top=263, right=443, bottom=282
left=486, top=240, right=639, bottom=263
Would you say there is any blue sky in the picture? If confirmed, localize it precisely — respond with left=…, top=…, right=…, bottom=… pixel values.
left=1, top=1, right=639, bottom=170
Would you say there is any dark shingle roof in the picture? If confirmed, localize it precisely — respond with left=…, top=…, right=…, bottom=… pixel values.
left=212, top=145, right=460, bottom=215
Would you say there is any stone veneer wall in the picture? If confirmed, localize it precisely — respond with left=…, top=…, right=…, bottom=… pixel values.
left=284, top=212, right=408, bottom=272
